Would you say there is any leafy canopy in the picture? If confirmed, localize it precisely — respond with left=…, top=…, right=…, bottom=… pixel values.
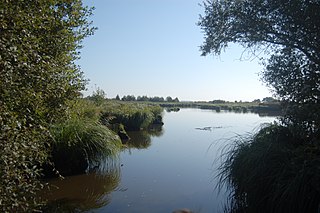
left=0, top=0, right=95, bottom=211
left=198, top=0, right=320, bottom=138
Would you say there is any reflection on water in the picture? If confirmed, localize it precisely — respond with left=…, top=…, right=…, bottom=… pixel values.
left=42, top=161, right=120, bottom=212
left=41, top=126, right=163, bottom=212
left=41, top=109, right=276, bottom=212
left=124, top=124, right=164, bottom=149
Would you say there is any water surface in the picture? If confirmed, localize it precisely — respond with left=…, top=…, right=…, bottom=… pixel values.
left=44, top=109, right=276, bottom=212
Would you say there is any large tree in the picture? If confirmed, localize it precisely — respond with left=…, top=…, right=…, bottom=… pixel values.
left=0, top=0, right=94, bottom=211
left=198, top=0, right=320, bottom=139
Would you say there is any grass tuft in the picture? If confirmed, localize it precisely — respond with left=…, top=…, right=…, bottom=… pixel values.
left=49, top=118, right=122, bottom=176
left=219, top=123, right=320, bottom=213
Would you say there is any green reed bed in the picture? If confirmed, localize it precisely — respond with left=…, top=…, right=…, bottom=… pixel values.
left=46, top=99, right=163, bottom=176
left=101, top=101, right=163, bottom=131
left=220, top=124, right=320, bottom=213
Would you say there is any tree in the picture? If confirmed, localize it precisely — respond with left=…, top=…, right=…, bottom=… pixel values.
left=198, top=0, right=320, bottom=138
left=166, top=96, right=173, bottom=102
left=150, top=96, right=165, bottom=102
left=211, top=99, right=226, bottom=104
left=173, top=97, right=180, bottom=102
left=137, top=95, right=149, bottom=101
left=0, top=0, right=94, bottom=211
left=262, top=97, right=278, bottom=103
left=122, top=95, right=136, bottom=101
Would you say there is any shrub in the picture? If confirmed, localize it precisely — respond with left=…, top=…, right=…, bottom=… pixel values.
left=0, top=113, right=48, bottom=212
left=0, top=0, right=94, bottom=210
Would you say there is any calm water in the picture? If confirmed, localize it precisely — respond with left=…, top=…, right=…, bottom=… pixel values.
left=43, top=109, right=276, bottom=212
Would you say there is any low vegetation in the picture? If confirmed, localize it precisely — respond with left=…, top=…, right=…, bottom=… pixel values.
left=48, top=118, right=122, bottom=176
left=100, top=101, right=163, bottom=131
left=44, top=98, right=164, bottom=177
left=160, top=100, right=281, bottom=115
left=40, top=78, right=165, bottom=178
left=220, top=124, right=320, bottom=212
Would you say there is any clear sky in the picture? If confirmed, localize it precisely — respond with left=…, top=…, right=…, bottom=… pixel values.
left=78, top=0, right=272, bottom=102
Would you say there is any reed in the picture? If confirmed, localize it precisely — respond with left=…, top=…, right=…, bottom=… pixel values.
left=219, top=124, right=320, bottom=213
left=49, top=118, right=121, bottom=176
left=101, top=101, right=163, bottom=130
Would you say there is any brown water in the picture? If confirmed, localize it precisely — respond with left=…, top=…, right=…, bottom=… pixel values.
left=42, top=108, right=276, bottom=212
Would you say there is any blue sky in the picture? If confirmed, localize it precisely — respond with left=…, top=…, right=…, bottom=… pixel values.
left=78, top=0, right=272, bottom=101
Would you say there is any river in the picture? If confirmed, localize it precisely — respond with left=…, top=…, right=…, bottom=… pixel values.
left=42, top=108, right=276, bottom=212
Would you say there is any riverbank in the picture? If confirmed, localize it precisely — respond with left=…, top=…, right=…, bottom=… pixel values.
left=119, top=100, right=282, bottom=116
left=159, top=101, right=281, bottom=114
left=44, top=99, right=164, bottom=177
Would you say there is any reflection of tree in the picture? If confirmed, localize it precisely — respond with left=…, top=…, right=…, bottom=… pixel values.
left=42, top=160, right=120, bottom=212
left=148, top=124, right=164, bottom=137
left=125, top=125, right=164, bottom=149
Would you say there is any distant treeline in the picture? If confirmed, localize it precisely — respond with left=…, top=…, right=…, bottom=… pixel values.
left=115, top=95, right=180, bottom=102
left=206, top=97, right=279, bottom=104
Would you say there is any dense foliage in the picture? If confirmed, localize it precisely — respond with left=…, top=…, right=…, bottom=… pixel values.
left=0, top=0, right=94, bottom=211
left=199, top=0, right=320, bottom=138
left=199, top=0, right=320, bottom=212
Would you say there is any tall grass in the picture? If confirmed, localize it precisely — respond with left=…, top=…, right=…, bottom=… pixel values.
left=46, top=99, right=163, bottom=176
left=66, top=99, right=103, bottom=121
left=219, top=124, right=320, bottom=213
left=101, top=101, right=163, bottom=130
left=49, top=118, right=121, bottom=176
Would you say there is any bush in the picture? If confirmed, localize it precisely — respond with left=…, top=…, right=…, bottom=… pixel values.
left=0, top=0, right=94, bottom=210
left=0, top=113, right=48, bottom=212
left=220, top=124, right=320, bottom=213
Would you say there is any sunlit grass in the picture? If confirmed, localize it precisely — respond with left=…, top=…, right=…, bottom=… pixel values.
left=50, top=118, right=122, bottom=175
left=100, top=101, right=163, bottom=130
